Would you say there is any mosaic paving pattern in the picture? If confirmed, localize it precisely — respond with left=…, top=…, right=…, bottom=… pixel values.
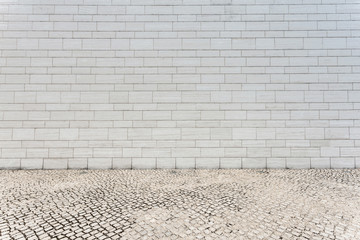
left=0, top=170, right=360, bottom=240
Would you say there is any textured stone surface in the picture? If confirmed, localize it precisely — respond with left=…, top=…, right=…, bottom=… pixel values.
left=1, top=0, right=360, bottom=169
left=1, top=169, right=360, bottom=239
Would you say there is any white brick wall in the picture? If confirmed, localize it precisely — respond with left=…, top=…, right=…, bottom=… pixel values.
left=0, top=0, right=360, bottom=169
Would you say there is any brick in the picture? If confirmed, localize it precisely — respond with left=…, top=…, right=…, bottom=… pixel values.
left=153, top=128, right=181, bottom=140
left=331, top=158, right=355, bottom=168
left=157, top=158, right=175, bottom=169
left=0, top=0, right=359, bottom=170
left=242, top=158, right=266, bottom=169
left=311, top=158, right=331, bottom=168
left=183, top=39, right=210, bottom=49
left=88, top=158, right=112, bottom=169
left=83, top=39, right=110, bottom=50
left=43, top=159, right=67, bottom=169
left=13, top=129, right=34, bottom=140
left=182, top=128, right=210, bottom=140
left=153, top=92, right=181, bottom=103
left=286, top=158, right=311, bottom=169
left=220, top=158, right=242, bottom=168
left=0, top=159, right=20, bottom=169
left=113, top=158, right=131, bottom=169
left=196, top=158, right=219, bottom=169
left=325, top=128, right=349, bottom=139
left=21, top=158, right=43, bottom=169
left=132, top=158, right=156, bottom=169
left=35, top=129, right=59, bottom=140
left=233, top=128, right=256, bottom=140
left=130, top=39, right=153, bottom=50
left=267, top=158, right=286, bottom=169
left=68, top=158, right=87, bottom=169
left=79, top=129, right=108, bottom=140
left=276, top=91, right=303, bottom=103
left=0, top=130, right=12, bottom=140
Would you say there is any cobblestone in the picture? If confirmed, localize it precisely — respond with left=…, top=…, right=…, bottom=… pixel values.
left=0, top=169, right=360, bottom=240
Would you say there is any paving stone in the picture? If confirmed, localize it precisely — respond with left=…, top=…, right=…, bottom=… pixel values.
left=0, top=170, right=359, bottom=239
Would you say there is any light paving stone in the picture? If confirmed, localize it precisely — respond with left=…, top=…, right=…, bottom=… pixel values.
left=0, top=170, right=359, bottom=240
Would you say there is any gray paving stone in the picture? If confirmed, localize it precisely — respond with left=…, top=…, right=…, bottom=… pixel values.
left=0, top=169, right=359, bottom=239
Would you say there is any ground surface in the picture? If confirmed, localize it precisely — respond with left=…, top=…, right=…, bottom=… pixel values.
left=0, top=170, right=359, bottom=240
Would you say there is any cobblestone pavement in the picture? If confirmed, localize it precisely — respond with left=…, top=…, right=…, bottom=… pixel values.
left=0, top=170, right=360, bottom=240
